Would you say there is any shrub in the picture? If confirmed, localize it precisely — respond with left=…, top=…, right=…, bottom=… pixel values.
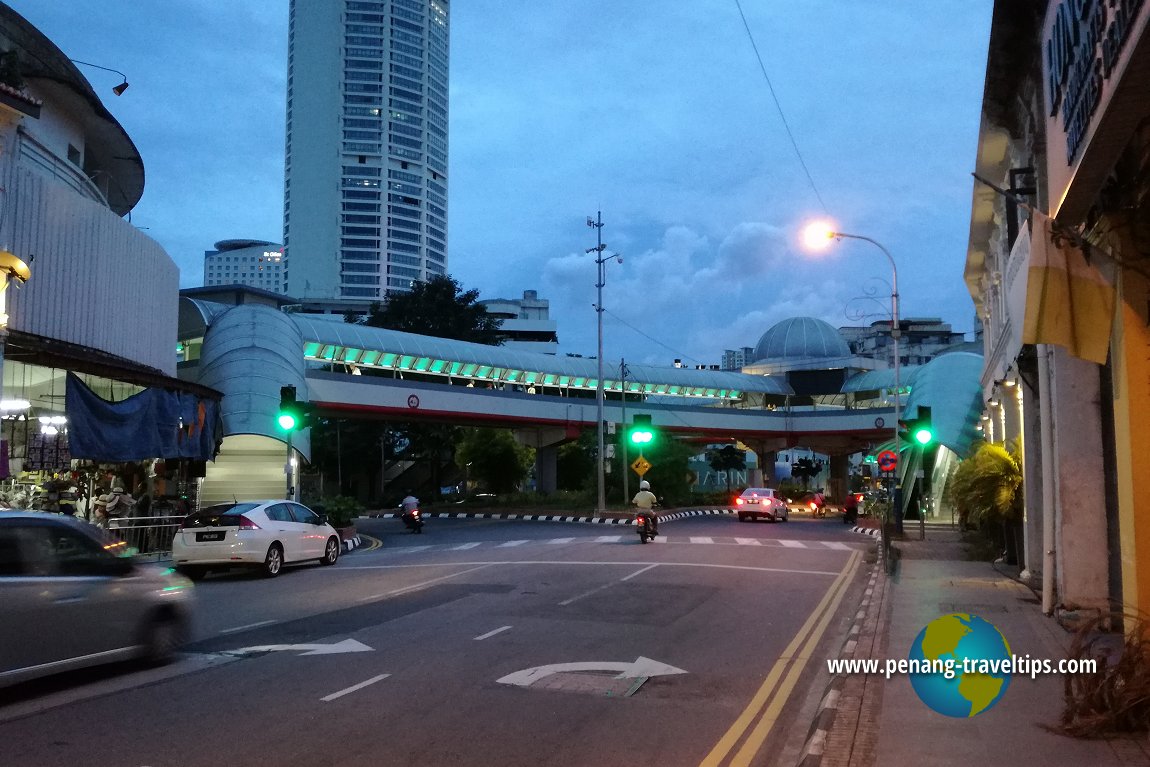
left=310, top=495, right=363, bottom=528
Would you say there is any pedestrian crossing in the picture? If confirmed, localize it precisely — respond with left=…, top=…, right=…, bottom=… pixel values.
left=374, top=535, right=867, bottom=554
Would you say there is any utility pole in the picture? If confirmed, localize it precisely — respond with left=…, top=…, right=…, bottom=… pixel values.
left=620, top=358, right=629, bottom=505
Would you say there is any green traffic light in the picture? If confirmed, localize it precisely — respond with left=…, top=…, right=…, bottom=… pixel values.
left=630, top=430, right=653, bottom=445
left=277, top=412, right=298, bottom=431
left=913, top=427, right=933, bottom=445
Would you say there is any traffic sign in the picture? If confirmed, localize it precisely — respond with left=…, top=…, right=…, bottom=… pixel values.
left=877, top=450, right=898, bottom=472
left=631, top=456, right=651, bottom=477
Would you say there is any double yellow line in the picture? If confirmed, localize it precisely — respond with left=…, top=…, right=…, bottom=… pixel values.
left=700, top=549, right=862, bottom=767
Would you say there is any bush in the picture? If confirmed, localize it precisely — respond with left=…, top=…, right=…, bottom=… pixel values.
left=310, top=495, right=363, bottom=528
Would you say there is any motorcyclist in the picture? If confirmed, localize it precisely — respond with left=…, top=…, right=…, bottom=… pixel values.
left=632, top=480, right=659, bottom=534
left=400, top=490, right=419, bottom=515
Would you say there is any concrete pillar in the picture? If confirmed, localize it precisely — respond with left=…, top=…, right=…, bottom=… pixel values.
left=829, top=454, right=850, bottom=504
left=535, top=444, right=558, bottom=495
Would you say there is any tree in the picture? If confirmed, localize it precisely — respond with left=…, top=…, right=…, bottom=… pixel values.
left=362, top=274, right=504, bottom=344
left=707, top=445, right=747, bottom=493
left=945, top=439, right=1023, bottom=562
left=455, top=428, right=534, bottom=494
left=791, top=457, right=823, bottom=488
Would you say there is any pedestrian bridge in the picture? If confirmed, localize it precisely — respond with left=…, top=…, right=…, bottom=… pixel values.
left=180, top=302, right=983, bottom=501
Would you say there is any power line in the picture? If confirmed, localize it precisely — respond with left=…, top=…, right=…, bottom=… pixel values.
left=733, top=0, right=829, bottom=213
left=601, top=308, right=704, bottom=367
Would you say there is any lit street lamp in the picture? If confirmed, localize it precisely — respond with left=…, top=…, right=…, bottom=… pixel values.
left=802, top=221, right=904, bottom=535
left=586, top=211, right=622, bottom=515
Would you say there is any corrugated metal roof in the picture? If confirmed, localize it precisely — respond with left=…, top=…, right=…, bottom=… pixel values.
left=840, top=366, right=924, bottom=393
left=291, top=315, right=794, bottom=396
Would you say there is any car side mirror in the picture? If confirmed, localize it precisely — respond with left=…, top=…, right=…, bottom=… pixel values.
left=318, top=514, right=329, bottom=525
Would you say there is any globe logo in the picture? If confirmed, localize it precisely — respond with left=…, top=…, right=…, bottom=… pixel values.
left=908, top=613, right=1012, bottom=717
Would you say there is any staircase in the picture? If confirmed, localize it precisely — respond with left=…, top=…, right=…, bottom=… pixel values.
left=199, top=434, right=291, bottom=508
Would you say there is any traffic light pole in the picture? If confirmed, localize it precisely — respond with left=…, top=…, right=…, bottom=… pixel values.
left=284, top=430, right=294, bottom=500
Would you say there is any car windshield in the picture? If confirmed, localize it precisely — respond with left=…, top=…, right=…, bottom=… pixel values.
left=741, top=489, right=774, bottom=498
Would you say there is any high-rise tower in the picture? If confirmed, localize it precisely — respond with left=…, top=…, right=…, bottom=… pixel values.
left=284, top=0, right=449, bottom=305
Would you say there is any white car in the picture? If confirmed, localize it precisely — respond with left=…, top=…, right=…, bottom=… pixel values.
left=734, top=488, right=789, bottom=522
left=0, top=512, right=195, bottom=688
left=172, top=500, right=341, bottom=579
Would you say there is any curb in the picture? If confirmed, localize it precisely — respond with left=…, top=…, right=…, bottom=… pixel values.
left=341, top=535, right=362, bottom=552
left=851, top=525, right=880, bottom=537
left=360, top=508, right=739, bottom=526
left=798, top=543, right=883, bottom=767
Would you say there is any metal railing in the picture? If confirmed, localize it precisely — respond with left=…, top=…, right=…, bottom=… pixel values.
left=106, top=514, right=184, bottom=559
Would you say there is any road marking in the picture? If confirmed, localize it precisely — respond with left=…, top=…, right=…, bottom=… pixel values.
left=219, top=619, right=276, bottom=635
left=394, top=545, right=431, bottom=554
left=596, top=535, right=624, bottom=543
left=734, top=538, right=762, bottom=546
left=547, top=537, right=575, bottom=544
left=700, top=549, right=860, bottom=767
left=229, top=639, right=374, bottom=656
left=498, top=656, right=686, bottom=687
left=452, top=542, right=481, bottom=550
left=359, top=563, right=496, bottom=602
left=730, top=550, right=861, bottom=766
left=498, top=540, right=528, bottom=547
left=779, top=539, right=806, bottom=548
left=474, top=625, right=512, bottom=641
left=821, top=541, right=851, bottom=550
left=560, top=564, right=659, bottom=605
left=690, top=536, right=715, bottom=544
left=358, top=534, right=383, bottom=552
left=342, top=560, right=840, bottom=576
left=321, top=673, right=391, bottom=702
left=619, top=563, right=658, bottom=582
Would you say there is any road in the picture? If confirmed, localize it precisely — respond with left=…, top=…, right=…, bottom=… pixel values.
left=0, top=512, right=874, bottom=767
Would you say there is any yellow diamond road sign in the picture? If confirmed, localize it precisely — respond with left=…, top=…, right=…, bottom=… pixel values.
left=631, top=456, right=651, bottom=477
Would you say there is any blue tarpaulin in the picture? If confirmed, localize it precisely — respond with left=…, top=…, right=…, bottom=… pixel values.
left=65, top=373, right=220, bottom=461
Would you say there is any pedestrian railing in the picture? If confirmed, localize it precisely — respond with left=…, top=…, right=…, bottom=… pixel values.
left=106, top=514, right=185, bottom=558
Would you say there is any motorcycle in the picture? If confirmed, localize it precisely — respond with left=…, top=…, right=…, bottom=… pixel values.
left=399, top=505, right=424, bottom=534
left=635, top=510, right=659, bottom=543
left=809, top=500, right=826, bottom=518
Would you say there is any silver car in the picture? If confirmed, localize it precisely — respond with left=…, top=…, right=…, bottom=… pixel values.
left=0, top=511, right=195, bottom=688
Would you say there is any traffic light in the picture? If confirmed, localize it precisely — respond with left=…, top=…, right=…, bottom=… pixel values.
left=277, top=385, right=316, bottom=431
left=900, top=406, right=934, bottom=446
left=629, top=414, right=655, bottom=445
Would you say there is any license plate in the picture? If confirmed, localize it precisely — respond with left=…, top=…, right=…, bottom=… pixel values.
left=196, top=531, right=225, bottom=542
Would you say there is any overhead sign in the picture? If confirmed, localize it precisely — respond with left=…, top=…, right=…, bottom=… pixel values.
left=631, top=456, right=651, bottom=477
left=877, top=450, right=898, bottom=472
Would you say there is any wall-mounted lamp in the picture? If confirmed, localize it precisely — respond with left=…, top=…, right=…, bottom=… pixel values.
left=988, top=398, right=1000, bottom=407
left=69, top=59, right=129, bottom=96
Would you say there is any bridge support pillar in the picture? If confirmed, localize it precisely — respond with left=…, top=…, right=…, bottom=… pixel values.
left=535, top=444, right=558, bottom=495
left=829, top=454, right=851, bottom=504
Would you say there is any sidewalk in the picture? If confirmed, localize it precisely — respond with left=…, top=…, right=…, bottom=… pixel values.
left=815, top=526, right=1150, bottom=767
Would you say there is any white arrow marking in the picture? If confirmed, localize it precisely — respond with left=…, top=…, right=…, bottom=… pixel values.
left=497, top=656, right=687, bottom=687
left=230, top=638, right=374, bottom=656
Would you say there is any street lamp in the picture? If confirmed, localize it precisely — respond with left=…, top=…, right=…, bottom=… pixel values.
left=586, top=211, right=622, bottom=515
left=802, top=221, right=903, bottom=535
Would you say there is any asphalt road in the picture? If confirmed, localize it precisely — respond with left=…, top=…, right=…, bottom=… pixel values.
left=0, top=512, right=873, bottom=767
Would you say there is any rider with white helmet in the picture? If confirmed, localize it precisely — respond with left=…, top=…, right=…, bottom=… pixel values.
left=632, top=480, right=659, bottom=534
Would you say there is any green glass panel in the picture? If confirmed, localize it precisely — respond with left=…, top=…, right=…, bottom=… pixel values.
left=543, top=374, right=557, bottom=385
left=524, top=372, right=538, bottom=384
left=505, top=369, right=520, bottom=382
left=558, top=376, right=570, bottom=386
left=361, top=350, right=381, bottom=365
left=413, top=357, right=431, bottom=371
left=704, top=388, right=718, bottom=397
left=461, top=363, right=477, bottom=376
left=380, top=353, right=397, bottom=366
left=573, top=377, right=586, bottom=387
left=642, top=384, right=655, bottom=394
left=449, top=361, right=462, bottom=375
left=398, top=355, right=415, bottom=370
left=476, top=365, right=492, bottom=378
left=343, top=348, right=359, bottom=363
left=304, top=342, right=322, bottom=357
left=322, top=345, right=336, bottom=360
left=668, top=386, right=681, bottom=394
left=492, top=367, right=506, bottom=380
left=429, top=359, right=447, bottom=373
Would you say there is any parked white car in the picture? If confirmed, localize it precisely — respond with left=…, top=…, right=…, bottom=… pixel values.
left=734, top=487, right=789, bottom=522
left=172, top=500, right=341, bottom=579
left=0, top=512, right=195, bottom=688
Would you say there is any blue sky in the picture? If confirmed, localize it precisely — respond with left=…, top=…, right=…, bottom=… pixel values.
left=14, top=1, right=993, bottom=367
